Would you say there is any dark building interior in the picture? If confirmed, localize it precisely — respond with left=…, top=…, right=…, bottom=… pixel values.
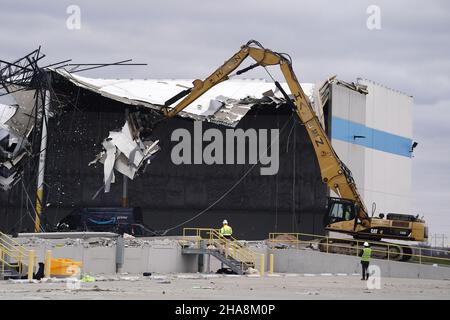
left=1, top=74, right=330, bottom=240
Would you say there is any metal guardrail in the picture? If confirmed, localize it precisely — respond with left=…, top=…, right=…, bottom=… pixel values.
left=182, top=228, right=257, bottom=272
left=0, top=231, right=34, bottom=279
left=268, top=232, right=450, bottom=266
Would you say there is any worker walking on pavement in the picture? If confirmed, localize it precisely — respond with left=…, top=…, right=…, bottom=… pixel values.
left=219, top=220, right=233, bottom=256
left=360, top=242, right=372, bottom=280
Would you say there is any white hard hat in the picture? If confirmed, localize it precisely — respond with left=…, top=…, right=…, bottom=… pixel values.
left=223, top=220, right=228, bottom=224
left=363, top=242, right=369, bottom=247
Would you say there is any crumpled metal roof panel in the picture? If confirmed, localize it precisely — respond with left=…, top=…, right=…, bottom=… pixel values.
left=53, top=69, right=315, bottom=127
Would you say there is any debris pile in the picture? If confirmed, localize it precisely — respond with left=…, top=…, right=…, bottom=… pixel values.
left=124, top=238, right=175, bottom=248
left=0, top=49, right=47, bottom=191
left=18, top=237, right=116, bottom=248
left=245, top=267, right=259, bottom=275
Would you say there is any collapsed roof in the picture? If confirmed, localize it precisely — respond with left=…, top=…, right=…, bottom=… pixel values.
left=0, top=49, right=45, bottom=191
left=50, top=69, right=321, bottom=192
left=52, top=69, right=319, bottom=127
left=2, top=58, right=368, bottom=192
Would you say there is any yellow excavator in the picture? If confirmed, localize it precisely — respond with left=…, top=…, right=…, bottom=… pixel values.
left=153, top=40, right=427, bottom=261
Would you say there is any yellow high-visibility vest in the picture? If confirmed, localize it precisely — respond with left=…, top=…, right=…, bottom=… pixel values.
left=220, top=225, right=232, bottom=236
left=361, top=247, right=372, bottom=262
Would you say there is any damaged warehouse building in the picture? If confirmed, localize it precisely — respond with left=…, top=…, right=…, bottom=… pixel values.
left=0, top=50, right=415, bottom=240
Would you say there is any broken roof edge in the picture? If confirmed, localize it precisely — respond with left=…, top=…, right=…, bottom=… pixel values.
left=323, top=75, right=369, bottom=95
left=50, top=69, right=370, bottom=129
left=52, top=69, right=159, bottom=108
left=50, top=69, right=310, bottom=127
left=357, top=77, right=413, bottom=98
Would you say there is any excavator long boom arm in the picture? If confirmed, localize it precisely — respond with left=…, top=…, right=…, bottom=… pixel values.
left=162, top=40, right=369, bottom=224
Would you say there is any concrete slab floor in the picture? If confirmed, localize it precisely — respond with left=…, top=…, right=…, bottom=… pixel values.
left=0, top=274, right=449, bottom=300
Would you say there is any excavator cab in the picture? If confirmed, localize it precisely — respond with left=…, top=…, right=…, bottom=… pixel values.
left=324, top=197, right=358, bottom=227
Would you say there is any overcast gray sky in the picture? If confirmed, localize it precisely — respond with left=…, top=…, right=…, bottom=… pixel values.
left=1, top=0, right=449, bottom=243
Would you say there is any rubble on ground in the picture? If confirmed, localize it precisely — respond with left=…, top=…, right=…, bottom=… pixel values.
left=16, top=237, right=116, bottom=248
left=245, top=267, right=259, bottom=275
left=124, top=238, right=176, bottom=248
left=15, top=236, right=183, bottom=250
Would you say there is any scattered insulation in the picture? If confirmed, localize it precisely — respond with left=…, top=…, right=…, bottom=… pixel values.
left=89, top=120, right=160, bottom=193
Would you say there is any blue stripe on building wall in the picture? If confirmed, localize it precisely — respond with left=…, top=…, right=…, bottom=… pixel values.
left=331, top=117, right=412, bottom=158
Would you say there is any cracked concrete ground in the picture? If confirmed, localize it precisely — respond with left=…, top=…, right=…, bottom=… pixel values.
left=0, top=274, right=449, bottom=300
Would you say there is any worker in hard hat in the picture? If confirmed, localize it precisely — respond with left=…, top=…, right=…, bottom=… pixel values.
left=219, top=220, right=233, bottom=256
left=360, top=242, right=372, bottom=280
left=220, top=220, right=233, bottom=239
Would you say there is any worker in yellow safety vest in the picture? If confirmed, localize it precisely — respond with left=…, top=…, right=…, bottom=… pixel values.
left=219, top=220, right=232, bottom=256
left=220, top=220, right=233, bottom=239
left=360, top=242, right=372, bottom=280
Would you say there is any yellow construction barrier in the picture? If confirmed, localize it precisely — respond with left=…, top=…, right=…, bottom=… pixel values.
left=50, top=258, right=82, bottom=277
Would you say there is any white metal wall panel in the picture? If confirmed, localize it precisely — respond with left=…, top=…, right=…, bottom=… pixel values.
left=363, top=148, right=412, bottom=214
left=330, top=84, right=366, bottom=125
left=330, top=79, right=413, bottom=216
left=332, top=140, right=366, bottom=199
left=358, top=79, right=413, bottom=138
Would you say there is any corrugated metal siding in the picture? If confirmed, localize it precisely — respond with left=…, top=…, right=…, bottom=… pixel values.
left=330, top=80, right=413, bottom=214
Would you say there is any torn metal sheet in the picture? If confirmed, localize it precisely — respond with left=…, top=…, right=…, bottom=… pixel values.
left=0, top=171, right=19, bottom=191
left=89, top=121, right=160, bottom=193
left=0, top=104, right=31, bottom=190
left=5, top=85, right=39, bottom=137
left=0, top=127, right=29, bottom=160
left=103, top=138, right=117, bottom=193
left=0, top=92, right=34, bottom=190
left=0, top=103, right=17, bottom=123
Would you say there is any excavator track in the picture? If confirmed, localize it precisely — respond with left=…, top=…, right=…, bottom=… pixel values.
left=318, top=238, right=413, bottom=261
